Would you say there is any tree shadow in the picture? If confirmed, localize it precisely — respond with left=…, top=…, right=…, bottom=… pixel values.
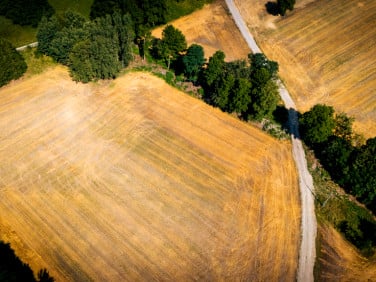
left=265, top=2, right=279, bottom=16
left=0, top=240, right=54, bottom=281
left=0, top=240, right=36, bottom=281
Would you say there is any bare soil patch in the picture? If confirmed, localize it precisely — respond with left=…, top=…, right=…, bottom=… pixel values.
left=0, top=67, right=300, bottom=280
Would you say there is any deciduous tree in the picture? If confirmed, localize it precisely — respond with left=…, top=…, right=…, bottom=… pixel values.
left=299, top=104, right=335, bottom=145
left=182, top=44, right=205, bottom=82
left=0, top=39, right=27, bottom=87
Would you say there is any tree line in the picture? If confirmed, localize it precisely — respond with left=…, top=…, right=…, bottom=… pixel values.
left=299, top=104, right=375, bottom=253
left=37, top=10, right=134, bottom=82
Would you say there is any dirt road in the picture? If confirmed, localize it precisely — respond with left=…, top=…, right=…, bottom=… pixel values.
left=225, top=1, right=317, bottom=281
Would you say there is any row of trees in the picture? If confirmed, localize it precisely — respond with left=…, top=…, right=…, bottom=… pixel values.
left=0, top=39, right=27, bottom=87
left=300, top=104, right=376, bottom=252
left=201, top=52, right=279, bottom=120
left=37, top=11, right=134, bottom=82
left=148, top=25, right=280, bottom=122
left=299, top=104, right=376, bottom=214
left=0, top=0, right=54, bottom=27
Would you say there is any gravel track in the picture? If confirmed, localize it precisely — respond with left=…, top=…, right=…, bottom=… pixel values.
left=224, top=1, right=317, bottom=281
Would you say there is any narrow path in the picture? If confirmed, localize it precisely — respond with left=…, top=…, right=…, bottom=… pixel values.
left=16, top=42, right=38, bottom=51
left=224, top=1, right=317, bottom=281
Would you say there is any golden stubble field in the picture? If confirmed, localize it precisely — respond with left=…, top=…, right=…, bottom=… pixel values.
left=235, top=0, right=376, bottom=138
left=316, top=225, right=376, bottom=281
left=153, top=0, right=250, bottom=61
left=0, top=66, right=300, bottom=281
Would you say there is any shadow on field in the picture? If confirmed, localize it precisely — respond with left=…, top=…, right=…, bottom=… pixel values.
left=272, top=105, right=301, bottom=139
left=0, top=240, right=35, bottom=281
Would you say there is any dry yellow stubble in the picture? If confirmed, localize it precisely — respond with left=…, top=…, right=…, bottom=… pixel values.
left=0, top=67, right=300, bottom=280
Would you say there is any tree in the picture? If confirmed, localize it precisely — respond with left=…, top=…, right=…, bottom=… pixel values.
left=248, top=79, right=279, bottom=120
left=349, top=138, right=376, bottom=210
left=201, top=50, right=225, bottom=88
left=277, top=0, right=296, bottom=16
left=69, top=15, right=122, bottom=82
left=334, top=112, right=354, bottom=141
left=249, top=53, right=278, bottom=79
left=0, top=39, right=27, bottom=87
left=111, top=11, right=134, bottom=67
left=319, top=136, right=353, bottom=185
left=37, top=11, right=87, bottom=64
left=212, top=73, right=235, bottom=111
left=37, top=16, right=60, bottom=54
left=159, top=25, right=187, bottom=68
left=182, top=44, right=205, bottom=82
left=228, top=78, right=252, bottom=114
left=299, top=104, right=336, bottom=145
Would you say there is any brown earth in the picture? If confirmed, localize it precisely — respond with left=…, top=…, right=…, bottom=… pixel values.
left=152, top=0, right=250, bottom=61
left=235, top=0, right=376, bottom=138
left=0, top=67, right=300, bottom=281
left=316, top=224, right=376, bottom=281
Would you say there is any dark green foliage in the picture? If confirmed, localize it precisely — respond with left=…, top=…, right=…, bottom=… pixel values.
left=277, top=0, right=296, bottom=16
left=156, top=25, right=187, bottom=68
left=90, top=0, right=166, bottom=35
left=212, top=73, right=235, bottom=111
left=0, top=39, right=27, bottom=87
left=334, top=112, right=354, bottom=141
left=112, top=11, right=135, bottom=67
left=302, top=105, right=376, bottom=216
left=200, top=51, right=279, bottom=119
left=247, top=79, right=279, bottom=120
left=349, top=138, right=376, bottom=211
left=37, top=10, right=135, bottom=82
left=37, top=16, right=60, bottom=54
left=299, top=104, right=335, bottom=145
left=0, top=0, right=54, bottom=27
left=249, top=53, right=278, bottom=78
left=201, top=50, right=225, bottom=89
left=37, top=11, right=87, bottom=64
left=228, top=78, right=252, bottom=114
left=182, top=44, right=205, bottom=82
left=319, top=136, right=353, bottom=185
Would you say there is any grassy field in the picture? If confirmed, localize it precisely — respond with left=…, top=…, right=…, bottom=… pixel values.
left=153, top=0, right=250, bottom=61
left=0, top=67, right=300, bottom=280
left=0, top=16, right=37, bottom=47
left=235, top=0, right=376, bottom=138
left=48, top=0, right=93, bottom=18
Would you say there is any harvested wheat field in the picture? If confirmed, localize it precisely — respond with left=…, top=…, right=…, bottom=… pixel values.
left=235, top=0, right=376, bottom=138
left=152, top=0, right=250, bottom=61
left=0, top=66, right=300, bottom=281
left=316, top=224, right=376, bottom=281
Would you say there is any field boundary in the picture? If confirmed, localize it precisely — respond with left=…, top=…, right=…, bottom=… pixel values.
left=225, top=1, right=317, bottom=281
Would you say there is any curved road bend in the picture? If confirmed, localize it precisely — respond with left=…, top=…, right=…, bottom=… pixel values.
left=224, top=1, right=317, bottom=281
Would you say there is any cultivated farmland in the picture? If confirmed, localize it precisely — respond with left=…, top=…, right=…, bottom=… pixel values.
left=316, top=225, right=376, bottom=281
left=152, top=0, right=250, bottom=61
left=235, top=0, right=376, bottom=138
left=0, top=67, right=300, bottom=280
